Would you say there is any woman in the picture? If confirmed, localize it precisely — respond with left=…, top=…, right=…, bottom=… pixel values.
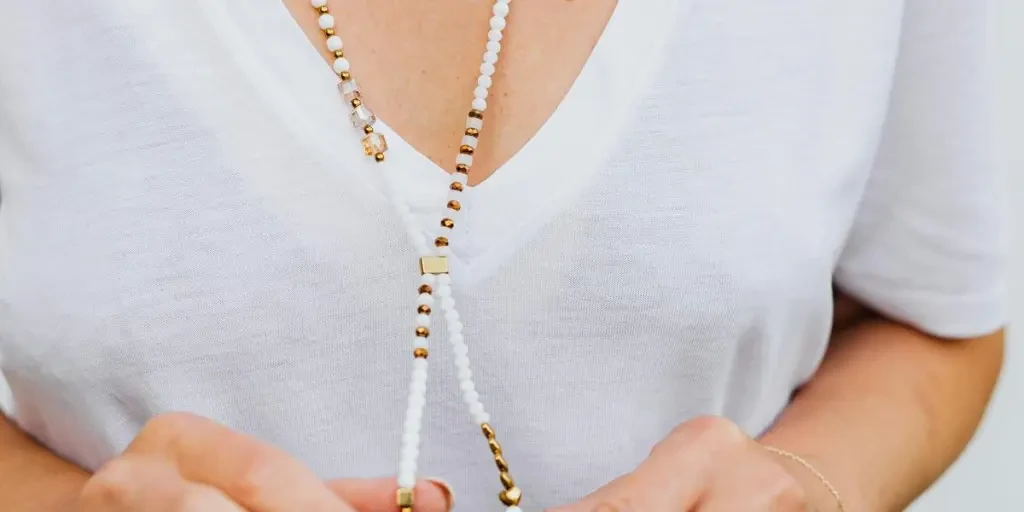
left=0, top=0, right=1005, bottom=510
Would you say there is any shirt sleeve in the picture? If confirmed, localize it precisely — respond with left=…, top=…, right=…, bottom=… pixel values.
left=833, top=0, right=1007, bottom=339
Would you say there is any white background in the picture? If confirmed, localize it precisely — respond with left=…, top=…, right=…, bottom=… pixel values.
left=1, top=2, right=1021, bottom=509
left=911, top=0, right=1024, bottom=509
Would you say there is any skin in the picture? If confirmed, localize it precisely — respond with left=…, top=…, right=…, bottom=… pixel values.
left=0, top=1, right=1005, bottom=510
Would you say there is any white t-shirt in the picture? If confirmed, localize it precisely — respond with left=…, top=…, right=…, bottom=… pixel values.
left=0, top=0, right=1005, bottom=509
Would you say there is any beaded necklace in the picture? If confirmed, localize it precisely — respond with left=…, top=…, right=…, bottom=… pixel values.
left=308, top=1, right=522, bottom=510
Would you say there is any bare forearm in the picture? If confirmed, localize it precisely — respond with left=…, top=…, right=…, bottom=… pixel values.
left=760, top=319, right=1004, bottom=511
left=0, top=413, right=89, bottom=510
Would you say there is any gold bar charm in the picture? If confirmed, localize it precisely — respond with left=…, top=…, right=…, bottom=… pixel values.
left=419, top=256, right=449, bottom=275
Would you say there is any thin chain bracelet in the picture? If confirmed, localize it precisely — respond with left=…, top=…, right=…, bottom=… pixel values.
left=763, top=446, right=846, bottom=512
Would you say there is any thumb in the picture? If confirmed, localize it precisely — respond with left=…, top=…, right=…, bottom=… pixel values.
left=326, top=477, right=453, bottom=512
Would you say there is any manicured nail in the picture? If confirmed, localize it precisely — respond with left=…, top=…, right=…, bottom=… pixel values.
left=426, top=478, right=455, bottom=511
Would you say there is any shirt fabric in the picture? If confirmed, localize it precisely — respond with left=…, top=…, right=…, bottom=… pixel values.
left=0, top=0, right=1005, bottom=509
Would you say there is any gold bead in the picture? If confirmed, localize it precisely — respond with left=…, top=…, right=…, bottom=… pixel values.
left=415, top=326, right=430, bottom=337
left=447, top=200, right=462, bottom=212
left=450, top=182, right=464, bottom=192
left=351, top=98, right=362, bottom=107
left=334, top=49, right=344, bottom=58
left=375, top=152, right=385, bottom=162
left=481, top=423, right=496, bottom=439
left=397, top=488, right=414, bottom=507
left=465, top=127, right=480, bottom=137
left=325, top=28, right=336, bottom=36
left=363, top=125, right=374, bottom=134
left=418, top=304, right=431, bottom=315
left=500, top=472, right=515, bottom=490
left=494, top=453, right=509, bottom=472
left=459, top=145, right=474, bottom=155
left=319, top=5, right=329, bottom=13
left=441, top=218, right=454, bottom=229
left=469, top=109, right=484, bottom=119
left=455, top=164, right=469, bottom=174
left=339, top=71, right=351, bottom=81
left=413, top=348, right=429, bottom=359
left=419, top=284, right=433, bottom=294
left=499, top=486, right=522, bottom=506
left=488, top=438, right=502, bottom=455
left=435, top=236, right=449, bottom=247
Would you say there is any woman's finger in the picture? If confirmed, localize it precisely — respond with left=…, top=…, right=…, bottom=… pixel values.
left=129, top=412, right=355, bottom=512
left=78, top=454, right=244, bottom=512
left=326, top=477, right=453, bottom=512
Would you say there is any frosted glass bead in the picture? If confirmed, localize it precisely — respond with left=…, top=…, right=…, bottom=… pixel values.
left=472, top=98, right=487, bottom=111
left=488, top=29, right=503, bottom=42
left=441, top=297, right=455, bottom=309
left=437, top=286, right=452, bottom=299
left=466, top=116, right=484, bottom=130
left=482, top=51, right=498, bottom=64
left=413, top=337, right=428, bottom=349
left=452, top=173, right=468, bottom=185
left=449, top=321, right=463, bottom=334
left=463, top=389, right=479, bottom=404
left=470, top=401, right=485, bottom=416
left=415, top=314, right=431, bottom=327
left=452, top=343, right=469, bottom=357
left=413, top=358, right=428, bottom=371
left=449, top=333, right=465, bottom=346
left=421, top=273, right=437, bottom=285
left=462, top=135, right=479, bottom=149
left=493, top=3, right=510, bottom=17
left=349, top=104, right=376, bottom=128
left=473, top=86, right=489, bottom=99
left=486, top=41, right=501, bottom=53
left=318, top=14, right=335, bottom=30
left=326, top=35, right=343, bottom=51
left=454, top=354, right=471, bottom=369
left=332, top=57, right=350, bottom=73
left=400, top=446, right=419, bottom=461
left=458, top=367, right=472, bottom=381
left=416, top=293, right=434, bottom=306
left=437, top=246, right=452, bottom=256
left=361, top=132, right=388, bottom=156
left=478, top=75, right=493, bottom=88
left=460, top=380, right=475, bottom=392
left=402, top=431, right=419, bottom=446
left=311, top=0, right=327, bottom=7
left=338, top=78, right=360, bottom=101
left=489, top=16, right=506, bottom=30
left=475, top=411, right=491, bottom=425
left=456, top=153, right=473, bottom=166
left=399, top=460, right=417, bottom=475
left=480, top=62, right=496, bottom=76
left=437, top=274, right=452, bottom=286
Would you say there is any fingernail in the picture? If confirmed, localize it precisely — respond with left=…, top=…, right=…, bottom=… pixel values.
left=426, top=478, right=455, bottom=511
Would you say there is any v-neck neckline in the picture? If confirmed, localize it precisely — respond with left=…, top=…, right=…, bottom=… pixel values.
left=235, top=0, right=690, bottom=289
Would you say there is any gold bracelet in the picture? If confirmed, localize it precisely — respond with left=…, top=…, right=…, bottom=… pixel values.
left=763, top=446, right=846, bottom=512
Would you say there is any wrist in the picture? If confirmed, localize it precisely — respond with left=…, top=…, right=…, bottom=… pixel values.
left=761, top=445, right=848, bottom=512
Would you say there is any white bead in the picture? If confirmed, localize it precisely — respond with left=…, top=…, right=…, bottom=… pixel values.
left=438, top=274, right=452, bottom=286
left=402, top=430, right=419, bottom=445
left=412, top=368, right=428, bottom=383
left=445, top=311, right=460, bottom=324
left=413, top=358, right=428, bottom=371
left=398, top=473, right=416, bottom=488
left=409, top=394, right=425, bottom=409
left=415, top=314, right=431, bottom=327
left=482, top=51, right=498, bottom=65
left=478, top=75, right=493, bottom=88
left=493, top=3, right=510, bottom=17
left=462, top=135, right=479, bottom=150
left=437, top=286, right=452, bottom=299
left=475, top=411, right=491, bottom=425
left=466, top=116, right=484, bottom=130
left=410, top=379, right=426, bottom=394
left=454, top=355, right=471, bottom=369
left=489, top=16, right=506, bottom=30
left=441, top=297, right=455, bottom=309
left=403, top=417, right=420, bottom=433
left=452, top=343, right=469, bottom=357
left=416, top=293, right=434, bottom=306
left=480, top=62, right=496, bottom=76
left=413, top=337, right=428, bottom=349
left=488, top=29, right=503, bottom=42
left=437, top=246, right=452, bottom=256
left=332, top=57, right=350, bottom=73
left=449, top=321, right=463, bottom=334
left=401, top=446, right=419, bottom=462
left=399, top=460, right=417, bottom=475
left=472, top=98, right=487, bottom=111
left=458, top=367, right=473, bottom=381
left=318, top=13, right=335, bottom=30
left=507, top=507, right=523, bottom=512
left=460, top=380, right=475, bottom=392
left=470, top=402, right=485, bottom=415
left=463, top=389, right=480, bottom=404
left=451, top=174, right=468, bottom=187
left=473, top=86, right=489, bottom=100
left=311, top=0, right=327, bottom=6
left=486, top=41, right=501, bottom=53
left=326, top=35, right=343, bottom=51
left=421, top=273, right=437, bottom=285
left=456, top=153, right=473, bottom=166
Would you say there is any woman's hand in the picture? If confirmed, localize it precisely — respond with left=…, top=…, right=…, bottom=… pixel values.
left=74, top=412, right=451, bottom=512
left=551, top=416, right=830, bottom=512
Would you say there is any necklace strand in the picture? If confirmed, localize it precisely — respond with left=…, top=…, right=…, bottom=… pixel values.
left=309, top=1, right=522, bottom=510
